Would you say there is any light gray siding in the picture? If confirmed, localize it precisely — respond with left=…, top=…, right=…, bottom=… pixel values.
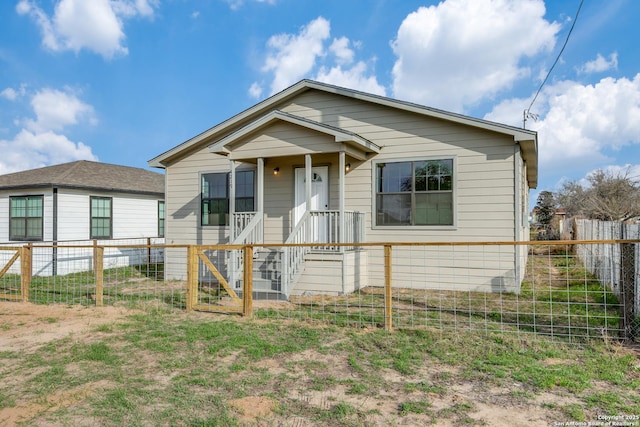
left=162, top=87, right=530, bottom=291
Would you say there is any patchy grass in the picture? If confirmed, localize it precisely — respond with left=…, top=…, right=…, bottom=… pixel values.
left=0, top=303, right=638, bottom=426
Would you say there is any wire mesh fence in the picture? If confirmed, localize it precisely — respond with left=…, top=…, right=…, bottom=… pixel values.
left=0, top=238, right=188, bottom=309
left=1, top=239, right=638, bottom=342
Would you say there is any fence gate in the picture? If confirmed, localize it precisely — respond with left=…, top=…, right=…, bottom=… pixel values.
left=186, top=246, right=253, bottom=316
left=0, top=246, right=31, bottom=302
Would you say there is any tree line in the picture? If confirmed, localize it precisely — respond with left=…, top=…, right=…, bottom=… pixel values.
left=534, top=167, right=640, bottom=239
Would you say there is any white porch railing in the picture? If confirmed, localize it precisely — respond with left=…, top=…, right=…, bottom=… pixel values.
left=229, top=212, right=263, bottom=289
left=307, top=210, right=365, bottom=251
left=282, top=211, right=311, bottom=296
left=232, top=212, right=258, bottom=241
left=282, top=210, right=365, bottom=295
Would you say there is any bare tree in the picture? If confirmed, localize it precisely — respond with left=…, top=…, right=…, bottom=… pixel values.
left=557, top=167, right=640, bottom=221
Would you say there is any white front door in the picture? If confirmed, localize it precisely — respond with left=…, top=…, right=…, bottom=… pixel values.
left=294, top=166, right=329, bottom=224
left=294, top=166, right=329, bottom=239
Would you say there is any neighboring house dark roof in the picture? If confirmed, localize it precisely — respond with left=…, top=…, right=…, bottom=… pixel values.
left=0, top=161, right=165, bottom=196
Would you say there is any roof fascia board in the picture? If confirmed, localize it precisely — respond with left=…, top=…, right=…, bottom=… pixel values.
left=0, top=183, right=163, bottom=197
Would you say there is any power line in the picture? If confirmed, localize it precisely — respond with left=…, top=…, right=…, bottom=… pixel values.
left=524, top=0, right=584, bottom=128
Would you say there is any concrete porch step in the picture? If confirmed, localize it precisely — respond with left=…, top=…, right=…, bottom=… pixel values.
left=236, top=289, right=288, bottom=301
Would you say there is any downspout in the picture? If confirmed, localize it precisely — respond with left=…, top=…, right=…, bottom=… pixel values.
left=514, top=143, right=522, bottom=293
left=53, top=187, right=58, bottom=276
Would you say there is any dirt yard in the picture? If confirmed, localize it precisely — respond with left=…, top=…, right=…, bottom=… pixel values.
left=0, top=301, right=638, bottom=426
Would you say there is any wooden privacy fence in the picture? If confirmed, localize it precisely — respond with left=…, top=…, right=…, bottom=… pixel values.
left=573, top=219, right=640, bottom=339
left=1, top=239, right=639, bottom=341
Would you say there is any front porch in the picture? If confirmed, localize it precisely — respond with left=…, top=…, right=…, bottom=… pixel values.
left=222, top=152, right=367, bottom=299
left=205, top=109, right=381, bottom=298
left=229, top=208, right=366, bottom=299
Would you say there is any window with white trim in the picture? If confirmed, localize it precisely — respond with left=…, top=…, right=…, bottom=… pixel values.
left=376, top=159, right=453, bottom=226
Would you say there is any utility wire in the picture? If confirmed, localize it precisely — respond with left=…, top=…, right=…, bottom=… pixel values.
left=524, top=0, right=584, bottom=128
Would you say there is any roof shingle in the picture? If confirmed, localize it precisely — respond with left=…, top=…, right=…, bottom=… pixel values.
left=0, top=161, right=164, bottom=195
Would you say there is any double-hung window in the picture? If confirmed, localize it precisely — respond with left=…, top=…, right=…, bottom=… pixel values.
left=90, top=196, right=112, bottom=239
left=376, top=159, right=453, bottom=226
left=10, top=195, right=43, bottom=241
left=201, top=170, right=255, bottom=226
left=158, top=201, right=165, bottom=237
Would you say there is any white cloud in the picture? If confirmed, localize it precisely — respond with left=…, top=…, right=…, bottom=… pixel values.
left=262, top=17, right=331, bottom=95
left=16, top=0, right=158, bottom=59
left=1, top=88, right=18, bottom=101
left=0, top=87, right=98, bottom=174
left=111, top=0, right=159, bottom=18
left=23, top=88, right=96, bottom=133
left=0, top=129, right=97, bottom=174
left=248, top=82, right=262, bottom=99
left=252, top=17, right=384, bottom=98
left=579, top=52, right=618, bottom=74
left=226, top=0, right=276, bottom=11
left=486, top=74, right=640, bottom=178
left=534, top=75, right=640, bottom=166
left=329, top=37, right=354, bottom=65
left=391, top=0, right=560, bottom=112
left=315, top=62, right=386, bottom=96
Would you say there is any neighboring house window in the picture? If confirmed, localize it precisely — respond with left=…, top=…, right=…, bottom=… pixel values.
left=201, top=170, right=255, bottom=226
left=376, top=159, right=453, bottom=226
left=90, top=197, right=112, bottom=239
left=9, top=195, right=43, bottom=241
left=158, top=201, right=165, bottom=237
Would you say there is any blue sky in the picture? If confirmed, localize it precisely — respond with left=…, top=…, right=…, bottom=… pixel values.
left=1, top=0, right=639, bottom=207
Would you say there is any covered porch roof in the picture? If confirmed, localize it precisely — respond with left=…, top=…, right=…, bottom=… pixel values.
left=208, top=110, right=381, bottom=161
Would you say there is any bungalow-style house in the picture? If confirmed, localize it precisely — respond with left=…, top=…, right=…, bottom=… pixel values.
left=0, top=160, right=165, bottom=275
left=149, top=80, right=537, bottom=297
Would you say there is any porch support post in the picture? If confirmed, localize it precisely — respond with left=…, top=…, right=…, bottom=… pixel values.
left=305, top=154, right=312, bottom=242
left=229, top=160, right=236, bottom=242
left=305, top=154, right=312, bottom=209
left=339, top=151, right=346, bottom=295
left=339, top=151, right=346, bottom=247
left=257, top=158, right=264, bottom=215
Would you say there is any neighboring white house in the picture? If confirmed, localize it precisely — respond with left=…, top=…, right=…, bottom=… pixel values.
left=149, top=80, right=538, bottom=297
left=0, top=160, right=165, bottom=275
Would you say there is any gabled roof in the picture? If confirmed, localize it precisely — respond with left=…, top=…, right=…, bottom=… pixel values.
left=149, top=79, right=538, bottom=186
left=0, top=160, right=165, bottom=196
left=209, top=110, right=381, bottom=159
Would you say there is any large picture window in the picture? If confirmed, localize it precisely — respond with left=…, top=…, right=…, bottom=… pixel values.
left=201, top=170, right=254, bottom=226
left=10, top=195, right=43, bottom=241
left=90, top=197, right=112, bottom=239
left=376, top=159, right=453, bottom=226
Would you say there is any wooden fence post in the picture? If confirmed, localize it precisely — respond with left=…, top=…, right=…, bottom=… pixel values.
left=94, top=245, right=104, bottom=306
left=384, top=244, right=392, bottom=331
left=243, top=245, right=253, bottom=317
left=20, top=244, right=32, bottom=302
left=620, top=242, right=637, bottom=341
left=186, top=246, right=198, bottom=312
